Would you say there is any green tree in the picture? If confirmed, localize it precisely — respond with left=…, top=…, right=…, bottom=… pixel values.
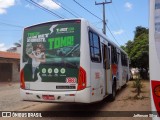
left=121, top=40, right=134, bottom=56
left=134, top=26, right=148, bottom=39
left=121, top=26, right=149, bottom=79
left=14, top=39, right=21, bottom=47
left=7, top=39, right=22, bottom=52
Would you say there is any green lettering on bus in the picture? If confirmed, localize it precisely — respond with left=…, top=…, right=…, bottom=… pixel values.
left=48, top=38, right=54, bottom=49
left=48, top=36, right=74, bottom=49
left=28, top=32, right=40, bottom=37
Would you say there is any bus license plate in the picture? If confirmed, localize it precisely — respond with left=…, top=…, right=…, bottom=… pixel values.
left=42, top=95, right=55, bottom=100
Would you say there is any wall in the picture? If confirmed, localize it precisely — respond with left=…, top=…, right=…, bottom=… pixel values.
left=0, top=58, right=20, bottom=82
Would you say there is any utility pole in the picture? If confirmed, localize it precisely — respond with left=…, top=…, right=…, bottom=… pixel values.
left=95, top=0, right=112, bottom=35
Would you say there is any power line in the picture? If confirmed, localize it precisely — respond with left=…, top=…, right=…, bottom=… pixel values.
left=29, top=0, right=64, bottom=19
left=0, top=22, right=24, bottom=28
left=53, top=0, right=79, bottom=18
left=92, top=21, right=102, bottom=25
left=25, top=0, right=64, bottom=19
left=26, top=0, right=120, bottom=45
left=107, top=25, right=120, bottom=46
left=108, top=3, right=130, bottom=42
left=73, top=0, right=102, bottom=21
left=0, top=29, right=22, bottom=31
left=73, top=0, right=120, bottom=45
left=57, top=0, right=82, bottom=18
left=112, top=3, right=130, bottom=39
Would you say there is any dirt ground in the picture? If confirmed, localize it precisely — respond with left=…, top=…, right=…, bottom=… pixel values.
left=100, top=79, right=152, bottom=120
left=105, top=79, right=151, bottom=111
left=0, top=80, right=152, bottom=120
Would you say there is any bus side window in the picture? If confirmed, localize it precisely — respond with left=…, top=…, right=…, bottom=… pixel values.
left=114, top=48, right=118, bottom=64
left=108, top=47, right=110, bottom=61
left=111, top=46, right=117, bottom=64
left=121, top=52, right=124, bottom=66
left=89, top=31, right=101, bottom=63
left=124, top=55, right=127, bottom=66
left=111, top=46, right=114, bottom=64
left=117, top=51, right=120, bottom=64
left=102, top=44, right=106, bottom=69
left=107, top=46, right=110, bottom=69
left=102, top=44, right=110, bottom=69
left=121, top=52, right=127, bottom=66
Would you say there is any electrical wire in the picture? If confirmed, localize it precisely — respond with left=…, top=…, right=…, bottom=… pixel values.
left=107, top=25, right=120, bottom=46
left=25, top=0, right=120, bottom=45
left=53, top=0, right=79, bottom=18
left=0, top=22, right=24, bottom=28
left=25, top=0, right=64, bottom=19
left=73, top=0, right=102, bottom=21
left=111, top=3, right=130, bottom=41
left=73, top=0, right=120, bottom=45
left=0, top=30, right=22, bottom=31
left=57, top=0, right=82, bottom=18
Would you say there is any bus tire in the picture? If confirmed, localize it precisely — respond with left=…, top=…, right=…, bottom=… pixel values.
left=110, top=82, right=116, bottom=102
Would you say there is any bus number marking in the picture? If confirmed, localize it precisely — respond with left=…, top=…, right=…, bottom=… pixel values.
left=66, top=77, right=77, bottom=83
left=95, top=72, right=100, bottom=79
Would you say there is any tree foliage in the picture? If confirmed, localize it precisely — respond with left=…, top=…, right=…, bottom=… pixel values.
left=121, top=26, right=149, bottom=79
left=7, top=39, right=22, bottom=52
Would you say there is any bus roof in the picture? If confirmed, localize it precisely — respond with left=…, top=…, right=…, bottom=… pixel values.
left=24, top=18, right=85, bottom=29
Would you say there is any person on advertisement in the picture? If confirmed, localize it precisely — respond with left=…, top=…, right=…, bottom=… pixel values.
left=26, top=43, right=46, bottom=79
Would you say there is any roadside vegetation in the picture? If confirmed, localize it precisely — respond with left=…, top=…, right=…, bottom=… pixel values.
left=121, top=26, right=149, bottom=80
left=121, top=26, right=149, bottom=99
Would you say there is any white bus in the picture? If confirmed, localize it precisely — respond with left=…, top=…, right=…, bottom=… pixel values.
left=20, top=18, right=129, bottom=103
left=150, top=0, right=160, bottom=118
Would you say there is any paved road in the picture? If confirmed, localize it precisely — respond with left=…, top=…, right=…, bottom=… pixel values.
left=0, top=81, right=151, bottom=120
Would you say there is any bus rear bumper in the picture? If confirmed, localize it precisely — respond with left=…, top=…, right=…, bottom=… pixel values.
left=20, top=88, right=91, bottom=103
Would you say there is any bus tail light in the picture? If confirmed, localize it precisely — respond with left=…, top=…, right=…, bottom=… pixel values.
left=20, top=69, right=25, bottom=89
left=77, top=66, right=86, bottom=91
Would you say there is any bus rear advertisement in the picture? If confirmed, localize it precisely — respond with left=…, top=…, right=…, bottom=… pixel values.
left=20, top=19, right=129, bottom=103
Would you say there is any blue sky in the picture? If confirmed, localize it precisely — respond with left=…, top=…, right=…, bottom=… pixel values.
left=0, top=0, right=148, bottom=51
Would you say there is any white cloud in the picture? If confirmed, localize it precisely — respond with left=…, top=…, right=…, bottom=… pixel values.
left=0, top=43, right=14, bottom=51
left=0, top=43, right=8, bottom=51
left=25, top=4, right=35, bottom=9
left=124, top=2, right=133, bottom=11
left=38, top=0, right=60, bottom=10
left=113, top=29, right=124, bottom=35
left=0, top=0, right=15, bottom=14
left=0, top=9, right=6, bottom=14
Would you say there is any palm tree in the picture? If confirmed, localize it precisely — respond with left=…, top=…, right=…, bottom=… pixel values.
left=14, top=40, right=21, bottom=47
left=7, top=39, right=21, bottom=52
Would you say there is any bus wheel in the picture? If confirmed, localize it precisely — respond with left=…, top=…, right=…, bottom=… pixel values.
left=110, top=82, right=116, bottom=102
